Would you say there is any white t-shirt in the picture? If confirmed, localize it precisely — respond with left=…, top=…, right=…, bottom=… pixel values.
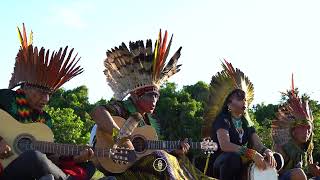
left=89, top=124, right=97, bottom=146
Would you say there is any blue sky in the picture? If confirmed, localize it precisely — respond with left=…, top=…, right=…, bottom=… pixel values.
left=1, top=0, right=319, bottom=105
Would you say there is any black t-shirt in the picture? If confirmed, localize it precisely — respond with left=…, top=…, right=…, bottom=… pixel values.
left=211, top=112, right=256, bottom=156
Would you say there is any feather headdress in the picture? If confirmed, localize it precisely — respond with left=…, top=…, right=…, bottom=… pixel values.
left=272, top=74, right=314, bottom=146
left=202, top=60, right=254, bottom=137
left=8, top=23, right=83, bottom=93
left=104, top=30, right=182, bottom=100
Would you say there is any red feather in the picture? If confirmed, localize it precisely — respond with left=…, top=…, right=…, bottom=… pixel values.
left=291, top=73, right=295, bottom=97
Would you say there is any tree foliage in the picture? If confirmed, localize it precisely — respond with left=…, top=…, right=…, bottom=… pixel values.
left=155, top=82, right=206, bottom=141
left=46, top=83, right=320, bottom=163
left=47, top=86, right=102, bottom=144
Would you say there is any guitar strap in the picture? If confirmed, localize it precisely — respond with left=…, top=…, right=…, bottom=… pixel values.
left=123, top=99, right=160, bottom=135
left=123, top=99, right=145, bottom=127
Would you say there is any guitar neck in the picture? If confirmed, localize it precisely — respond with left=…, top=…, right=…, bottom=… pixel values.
left=145, top=140, right=201, bottom=150
left=32, top=141, right=112, bottom=157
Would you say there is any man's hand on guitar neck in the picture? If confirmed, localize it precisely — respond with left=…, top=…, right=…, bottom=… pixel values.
left=74, top=148, right=94, bottom=163
left=172, top=138, right=190, bottom=157
left=0, top=138, right=12, bottom=159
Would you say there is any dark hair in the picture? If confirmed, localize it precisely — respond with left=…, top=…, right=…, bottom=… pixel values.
left=212, top=89, right=248, bottom=137
left=220, top=89, right=246, bottom=114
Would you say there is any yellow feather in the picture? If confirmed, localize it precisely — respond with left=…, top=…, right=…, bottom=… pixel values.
left=152, top=39, right=159, bottom=79
left=17, top=26, right=23, bottom=46
left=28, top=30, right=33, bottom=46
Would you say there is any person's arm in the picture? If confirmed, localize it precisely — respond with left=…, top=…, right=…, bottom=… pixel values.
left=90, top=105, right=134, bottom=150
left=217, top=128, right=267, bottom=170
left=90, top=106, right=121, bottom=134
left=251, top=133, right=267, bottom=153
left=251, top=132, right=277, bottom=168
left=214, top=116, right=241, bottom=152
left=216, top=128, right=242, bottom=152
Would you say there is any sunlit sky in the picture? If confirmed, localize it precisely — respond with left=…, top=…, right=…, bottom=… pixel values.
left=1, top=0, right=319, bottom=105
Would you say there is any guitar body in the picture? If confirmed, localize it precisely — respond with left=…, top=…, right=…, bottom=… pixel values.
left=0, top=109, right=54, bottom=169
left=95, top=116, right=158, bottom=173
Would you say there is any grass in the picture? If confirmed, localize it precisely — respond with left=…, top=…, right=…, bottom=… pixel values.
left=91, top=170, right=105, bottom=180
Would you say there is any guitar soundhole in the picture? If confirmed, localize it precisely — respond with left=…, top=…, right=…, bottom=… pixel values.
left=132, top=137, right=145, bottom=153
left=15, top=135, right=34, bottom=153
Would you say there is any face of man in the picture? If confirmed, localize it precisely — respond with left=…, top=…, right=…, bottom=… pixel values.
left=135, top=91, right=159, bottom=114
left=292, top=122, right=312, bottom=144
left=24, top=87, right=50, bottom=112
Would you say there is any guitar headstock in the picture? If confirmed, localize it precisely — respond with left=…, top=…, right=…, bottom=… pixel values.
left=200, top=139, right=218, bottom=154
left=110, top=147, right=137, bottom=164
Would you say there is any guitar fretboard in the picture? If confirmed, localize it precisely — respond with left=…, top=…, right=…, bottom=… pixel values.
left=31, top=141, right=116, bottom=158
left=146, top=140, right=201, bottom=150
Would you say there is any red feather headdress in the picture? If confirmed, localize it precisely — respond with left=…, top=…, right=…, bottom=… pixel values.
left=8, top=24, right=83, bottom=93
left=272, top=74, right=314, bottom=146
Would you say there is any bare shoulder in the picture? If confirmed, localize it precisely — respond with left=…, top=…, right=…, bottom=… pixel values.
left=91, top=106, right=108, bottom=116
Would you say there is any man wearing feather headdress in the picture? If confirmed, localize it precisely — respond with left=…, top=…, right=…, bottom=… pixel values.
left=202, top=60, right=282, bottom=180
left=90, top=30, right=215, bottom=179
left=272, top=75, right=320, bottom=180
left=0, top=24, right=95, bottom=180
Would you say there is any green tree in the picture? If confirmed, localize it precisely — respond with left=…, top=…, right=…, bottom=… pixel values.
left=249, top=108, right=273, bottom=148
left=250, top=103, right=278, bottom=148
left=47, top=85, right=95, bottom=144
left=183, top=81, right=210, bottom=105
left=155, top=82, right=205, bottom=141
left=252, top=103, right=277, bottom=125
left=45, top=107, right=89, bottom=144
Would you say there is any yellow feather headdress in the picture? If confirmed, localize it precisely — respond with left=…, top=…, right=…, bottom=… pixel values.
left=202, top=60, right=254, bottom=137
left=104, top=30, right=182, bottom=100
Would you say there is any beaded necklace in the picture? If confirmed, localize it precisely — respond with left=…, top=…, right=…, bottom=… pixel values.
left=15, top=89, right=46, bottom=123
left=232, top=117, right=244, bottom=143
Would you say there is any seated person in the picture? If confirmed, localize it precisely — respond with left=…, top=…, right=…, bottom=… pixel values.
left=202, top=60, right=281, bottom=180
left=272, top=78, right=320, bottom=180
left=90, top=30, right=216, bottom=180
left=0, top=24, right=95, bottom=180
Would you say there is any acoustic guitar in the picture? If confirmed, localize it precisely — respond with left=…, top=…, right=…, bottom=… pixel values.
left=0, top=109, right=136, bottom=169
left=95, top=116, right=218, bottom=173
